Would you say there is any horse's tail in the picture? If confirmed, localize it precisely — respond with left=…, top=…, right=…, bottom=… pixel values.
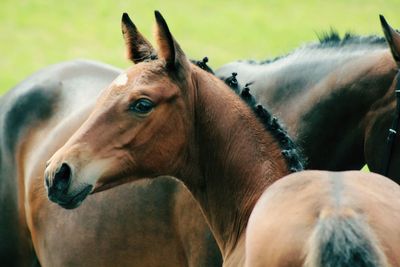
left=303, top=208, right=389, bottom=267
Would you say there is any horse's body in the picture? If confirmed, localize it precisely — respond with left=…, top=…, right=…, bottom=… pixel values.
left=44, top=12, right=400, bottom=266
left=246, top=170, right=400, bottom=267
left=216, top=32, right=400, bottom=181
left=0, top=59, right=221, bottom=266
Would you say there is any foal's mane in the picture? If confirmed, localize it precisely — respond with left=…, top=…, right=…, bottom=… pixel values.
left=224, top=72, right=305, bottom=172
left=192, top=58, right=305, bottom=172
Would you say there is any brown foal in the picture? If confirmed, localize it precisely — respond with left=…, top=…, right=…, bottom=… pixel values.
left=44, top=11, right=400, bottom=266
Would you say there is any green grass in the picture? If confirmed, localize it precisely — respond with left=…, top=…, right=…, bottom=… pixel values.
left=1, top=0, right=399, bottom=94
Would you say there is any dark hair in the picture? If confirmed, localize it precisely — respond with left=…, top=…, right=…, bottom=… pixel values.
left=224, top=73, right=305, bottom=172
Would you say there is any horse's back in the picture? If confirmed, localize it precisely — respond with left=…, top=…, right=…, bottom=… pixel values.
left=0, top=59, right=120, bottom=152
left=0, top=59, right=120, bottom=200
left=246, top=171, right=400, bottom=267
left=215, top=47, right=390, bottom=117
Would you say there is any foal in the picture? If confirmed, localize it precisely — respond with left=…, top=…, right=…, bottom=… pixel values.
left=44, top=11, right=299, bottom=265
left=44, top=12, right=400, bottom=266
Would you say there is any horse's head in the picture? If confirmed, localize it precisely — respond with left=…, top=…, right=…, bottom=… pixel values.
left=45, top=12, right=198, bottom=209
left=364, top=16, right=400, bottom=181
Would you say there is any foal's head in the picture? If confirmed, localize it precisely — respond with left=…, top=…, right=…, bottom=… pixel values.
left=45, top=12, right=202, bottom=209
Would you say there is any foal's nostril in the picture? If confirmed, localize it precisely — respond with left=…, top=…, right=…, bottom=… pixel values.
left=53, top=163, right=72, bottom=192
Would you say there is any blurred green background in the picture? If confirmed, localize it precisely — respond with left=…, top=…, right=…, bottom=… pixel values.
left=1, top=0, right=399, bottom=94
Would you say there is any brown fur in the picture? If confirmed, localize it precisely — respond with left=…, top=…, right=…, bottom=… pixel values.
left=122, top=13, right=156, bottom=63
left=1, top=58, right=221, bottom=266
left=154, top=11, right=184, bottom=69
left=44, top=12, right=400, bottom=267
left=44, top=12, right=291, bottom=266
left=246, top=171, right=399, bottom=267
left=27, top=106, right=220, bottom=267
left=216, top=33, right=400, bottom=181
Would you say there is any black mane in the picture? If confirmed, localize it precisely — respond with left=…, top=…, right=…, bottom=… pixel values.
left=240, top=31, right=387, bottom=66
left=223, top=72, right=305, bottom=172
left=315, top=30, right=386, bottom=48
left=193, top=57, right=305, bottom=172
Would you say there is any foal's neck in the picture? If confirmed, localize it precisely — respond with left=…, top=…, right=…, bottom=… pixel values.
left=179, top=68, right=290, bottom=258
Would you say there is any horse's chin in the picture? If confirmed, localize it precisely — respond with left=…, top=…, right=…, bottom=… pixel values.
left=50, top=184, right=93, bottom=210
left=91, top=176, right=144, bottom=194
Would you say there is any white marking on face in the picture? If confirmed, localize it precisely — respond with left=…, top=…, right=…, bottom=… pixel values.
left=113, top=73, right=128, bottom=87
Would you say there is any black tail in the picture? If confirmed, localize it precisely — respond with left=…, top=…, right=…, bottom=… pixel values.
left=303, top=208, right=388, bottom=267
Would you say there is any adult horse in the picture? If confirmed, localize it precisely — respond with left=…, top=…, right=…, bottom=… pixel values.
left=44, top=11, right=400, bottom=266
left=0, top=33, right=220, bottom=267
left=246, top=170, right=400, bottom=267
left=216, top=16, right=400, bottom=183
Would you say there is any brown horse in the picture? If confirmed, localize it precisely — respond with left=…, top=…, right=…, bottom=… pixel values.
left=44, top=11, right=399, bottom=266
left=0, top=44, right=220, bottom=267
left=216, top=16, right=400, bottom=183
left=246, top=170, right=400, bottom=267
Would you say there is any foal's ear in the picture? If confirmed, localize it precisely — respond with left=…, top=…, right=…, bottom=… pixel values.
left=380, top=15, right=400, bottom=67
left=121, top=13, right=156, bottom=64
left=154, top=11, right=188, bottom=70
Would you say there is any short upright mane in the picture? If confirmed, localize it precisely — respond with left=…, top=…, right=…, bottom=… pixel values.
left=241, top=31, right=388, bottom=66
left=315, top=30, right=386, bottom=48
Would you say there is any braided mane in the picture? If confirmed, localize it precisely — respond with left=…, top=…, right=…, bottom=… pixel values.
left=193, top=58, right=305, bottom=172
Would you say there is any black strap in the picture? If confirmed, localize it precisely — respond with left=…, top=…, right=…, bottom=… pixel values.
left=381, top=70, right=400, bottom=176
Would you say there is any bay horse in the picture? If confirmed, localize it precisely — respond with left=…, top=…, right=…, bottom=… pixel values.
left=246, top=170, right=400, bottom=267
left=44, top=11, right=400, bottom=266
left=216, top=16, right=400, bottom=183
left=0, top=45, right=220, bottom=267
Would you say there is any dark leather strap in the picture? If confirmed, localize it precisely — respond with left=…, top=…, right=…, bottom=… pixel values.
left=381, top=70, right=400, bottom=176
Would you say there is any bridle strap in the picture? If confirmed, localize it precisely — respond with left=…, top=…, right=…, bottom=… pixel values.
left=381, top=70, right=400, bottom=176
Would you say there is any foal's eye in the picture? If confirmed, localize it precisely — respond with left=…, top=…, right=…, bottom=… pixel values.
left=129, top=98, right=154, bottom=114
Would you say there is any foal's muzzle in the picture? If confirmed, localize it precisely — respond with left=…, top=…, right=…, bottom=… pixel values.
left=45, top=162, right=93, bottom=209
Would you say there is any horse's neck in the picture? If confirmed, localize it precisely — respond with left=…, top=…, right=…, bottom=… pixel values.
left=179, top=70, right=289, bottom=259
left=294, top=50, right=397, bottom=169
left=249, top=49, right=397, bottom=170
